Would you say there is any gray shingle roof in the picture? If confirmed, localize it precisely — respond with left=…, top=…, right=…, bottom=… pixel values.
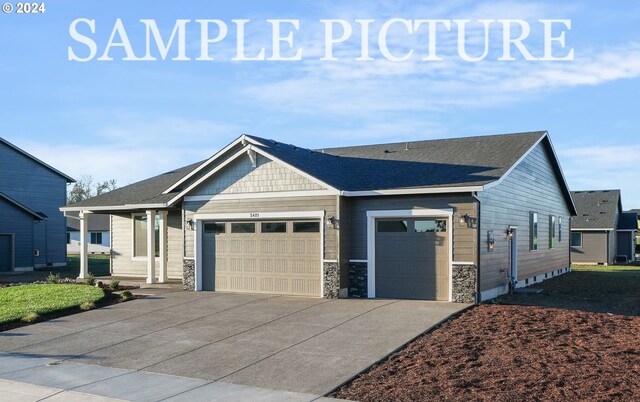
left=570, top=190, right=621, bottom=229
left=247, top=131, right=546, bottom=191
left=618, top=212, right=638, bottom=231
left=66, top=213, right=110, bottom=231
left=65, top=161, right=202, bottom=209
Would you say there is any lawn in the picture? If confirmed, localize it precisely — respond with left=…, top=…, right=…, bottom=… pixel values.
left=0, top=284, right=104, bottom=325
left=66, top=253, right=111, bottom=277
left=332, top=265, right=640, bottom=401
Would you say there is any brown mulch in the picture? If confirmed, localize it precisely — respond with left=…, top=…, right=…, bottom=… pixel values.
left=332, top=304, right=640, bottom=402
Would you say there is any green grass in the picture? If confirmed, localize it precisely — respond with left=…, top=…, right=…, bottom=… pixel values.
left=66, top=254, right=110, bottom=276
left=571, top=264, right=640, bottom=273
left=0, top=284, right=104, bottom=325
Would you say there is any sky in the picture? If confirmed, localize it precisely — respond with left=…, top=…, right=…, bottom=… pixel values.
left=1, top=0, right=639, bottom=208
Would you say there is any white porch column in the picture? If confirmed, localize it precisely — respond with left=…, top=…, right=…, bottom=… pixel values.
left=158, top=211, right=168, bottom=283
left=146, top=210, right=156, bottom=284
left=78, top=211, right=89, bottom=279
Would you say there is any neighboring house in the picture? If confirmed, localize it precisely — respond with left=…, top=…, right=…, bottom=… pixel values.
left=617, top=211, right=638, bottom=263
left=66, top=213, right=110, bottom=254
left=62, top=131, right=576, bottom=302
left=0, top=137, right=75, bottom=272
left=570, top=190, right=627, bottom=265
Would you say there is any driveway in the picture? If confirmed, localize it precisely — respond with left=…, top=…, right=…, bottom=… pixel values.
left=0, top=290, right=470, bottom=395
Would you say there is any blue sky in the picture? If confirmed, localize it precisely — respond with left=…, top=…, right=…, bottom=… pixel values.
left=1, top=0, right=639, bottom=208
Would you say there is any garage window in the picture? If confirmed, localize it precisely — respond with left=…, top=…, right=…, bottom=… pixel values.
left=231, top=222, right=256, bottom=233
left=414, top=219, right=447, bottom=233
left=204, top=223, right=225, bottom=234
left=262, top=222, right=286, bottom=233
left=293, top=221, right=320, bottom=233
left=377, top=220, right=408, bottom=232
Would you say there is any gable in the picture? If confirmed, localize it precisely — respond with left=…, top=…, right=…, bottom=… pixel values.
left=190, top=153, right=326, bottom=196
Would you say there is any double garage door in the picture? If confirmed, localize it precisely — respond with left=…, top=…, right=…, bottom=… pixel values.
left=375, top=217, right=450, bottom=300
left=201, top=220, right=322, bottom=297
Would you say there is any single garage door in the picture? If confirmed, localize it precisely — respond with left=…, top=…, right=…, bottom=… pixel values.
left=201, top=220, right=322, bottom=297
left=375, top=218, right=449, bottom=300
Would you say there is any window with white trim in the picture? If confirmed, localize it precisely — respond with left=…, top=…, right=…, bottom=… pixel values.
left=570, top=232, right=582, bottom=247
left=90, top=232, right=103, bottom=245
left=549, top=216, right=556, bottom=249
left=133, top=214, right=160, bottom=257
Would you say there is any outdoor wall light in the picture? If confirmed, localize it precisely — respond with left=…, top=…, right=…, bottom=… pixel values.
left=186, top=219, right=195, bottom=231
left=325, top=216, right=339, bottom=229
left=459, top=214, right=478, bottom=228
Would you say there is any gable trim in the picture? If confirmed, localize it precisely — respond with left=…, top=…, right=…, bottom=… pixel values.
left=0, top=137, right=75, bottom=183
left=163, top=134, right=267, bottom=194
left=168, top=144, right=339, bottom=205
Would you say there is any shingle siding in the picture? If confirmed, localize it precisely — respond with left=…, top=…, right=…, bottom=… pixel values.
left=477, top=142, right=571, bottom=295
left=0, top=141, right=69, bottom=267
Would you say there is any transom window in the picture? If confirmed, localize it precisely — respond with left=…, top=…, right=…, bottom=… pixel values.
left=231, top=222, right=256, bottom=233
left=261, top=222, right=287, bottom=233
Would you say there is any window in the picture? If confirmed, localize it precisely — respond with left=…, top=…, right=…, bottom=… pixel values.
left=377, top=220, right=408, bottom=233
left=571, top=232, right=582, bottom=247
left=262, top=222, right=286, bottom=233
left=530, top=212, right=538, bottom=251
left=414, top=219, right=447, bottom=233
left=90, top=232, right=103, bottom=245
left=231, top=222, right=255, bottom=233
left=549, top=216, right=556, bottom=249
left=133, top=214, right=160, bottom=257
left=204, top=223, right=225, bottom=234
left=293, top=221, right=320, bottom=233
left=558, top=217, right=563, bottom=242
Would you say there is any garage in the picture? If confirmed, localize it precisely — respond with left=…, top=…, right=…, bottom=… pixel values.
left=200, top=220, right=322, bottom=297
left=374, top=217, right=450, bottom=300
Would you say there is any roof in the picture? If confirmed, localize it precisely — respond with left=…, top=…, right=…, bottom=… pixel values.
left=66, top=213, right=110, bottom=232
left=0, top=137, right=75, bottom=183
left=63, top=161, right=202, bottom=210
left=246, top=131, right=548, bottom=190
left=570, top=190, right=622, bottom=229
left=618, top=212, right=639, bottom=231
left=0, top=192, right=46, bottom=220
left=63, top=131, right=575, bottom=214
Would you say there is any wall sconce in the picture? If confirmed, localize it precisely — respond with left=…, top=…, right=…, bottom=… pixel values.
left=186, top=219, right=195, bottom=231
left=459, top=214, right=478, bottom=228
left=325, top=216, right=339, bottom=229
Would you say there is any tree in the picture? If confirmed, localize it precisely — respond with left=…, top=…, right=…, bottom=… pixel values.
left=67, top=175, right=118, bottom=204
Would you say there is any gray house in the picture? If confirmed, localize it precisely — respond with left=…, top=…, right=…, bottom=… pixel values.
left=569, top=190, right=633, bottom=264
left=62, top=131, right=576, bottom=302
left=0, top=137, right=75, bottom=271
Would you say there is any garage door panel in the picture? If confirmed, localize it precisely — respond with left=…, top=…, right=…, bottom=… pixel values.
left=204, top=220, right=321, bottom=297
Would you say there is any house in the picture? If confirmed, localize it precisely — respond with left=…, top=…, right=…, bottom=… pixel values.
left=617, top=211, right=638, bottom=263
left=570, top=190, right=631, bottom=265
left=66, top=213, right=110, bottom=254
left=61, top=131, right=576, bottom=302
left=0, top=137, right=75, bottom=272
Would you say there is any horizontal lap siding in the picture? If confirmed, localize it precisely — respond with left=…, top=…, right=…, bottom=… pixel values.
left=184, top=196, right=338, bottom=260
left=478, top=142, right=571, bottom=292
left=111, top=211, right=183, bottom=279
left=346, top=195, right=477, bottom=263
left=571, top=231, right=609, bottom=264
left=0, top=198, right=33, bottom=268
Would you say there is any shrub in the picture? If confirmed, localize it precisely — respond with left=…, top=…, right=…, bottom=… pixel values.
left=120, top=290, right=133, bottom=301
left=46, top=272, right=61, bottom=284
left=80, top=301, right=96, bottom=310
left=84, top=273, right=96, bottom=286
left=21, top=312, right=40, bottom=323
left=109, top=280, right=120, bottom=290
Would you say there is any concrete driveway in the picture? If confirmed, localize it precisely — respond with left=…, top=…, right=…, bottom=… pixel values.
left=0, top=290, right=470, bottom=395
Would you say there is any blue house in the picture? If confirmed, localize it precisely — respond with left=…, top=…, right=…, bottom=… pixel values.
left=0, top=137, right=74, bottom=271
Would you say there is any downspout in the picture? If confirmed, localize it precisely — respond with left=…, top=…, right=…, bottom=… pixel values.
left=472, top=192, right=481, bottom=304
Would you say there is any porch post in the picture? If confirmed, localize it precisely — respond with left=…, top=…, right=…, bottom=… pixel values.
left=158, top=211, right=168, bottom=283
left=146, top=210, right=156, bottom=284
left=78, top=211, right=89, bottom=279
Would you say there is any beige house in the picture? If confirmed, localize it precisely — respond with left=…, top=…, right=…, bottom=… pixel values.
left=61, top=132, right=576, bottom=302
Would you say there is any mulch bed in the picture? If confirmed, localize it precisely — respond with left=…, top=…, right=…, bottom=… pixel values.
left=332, top=304, right=640, bottom=401
left=0, top=286, right=142, bottom=333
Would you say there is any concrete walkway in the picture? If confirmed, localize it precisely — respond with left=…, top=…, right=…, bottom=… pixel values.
left=0, top=289, right=470, bottom=398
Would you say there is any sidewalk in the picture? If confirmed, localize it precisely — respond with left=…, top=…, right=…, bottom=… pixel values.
left=0, top=354, right=346, bottom=402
